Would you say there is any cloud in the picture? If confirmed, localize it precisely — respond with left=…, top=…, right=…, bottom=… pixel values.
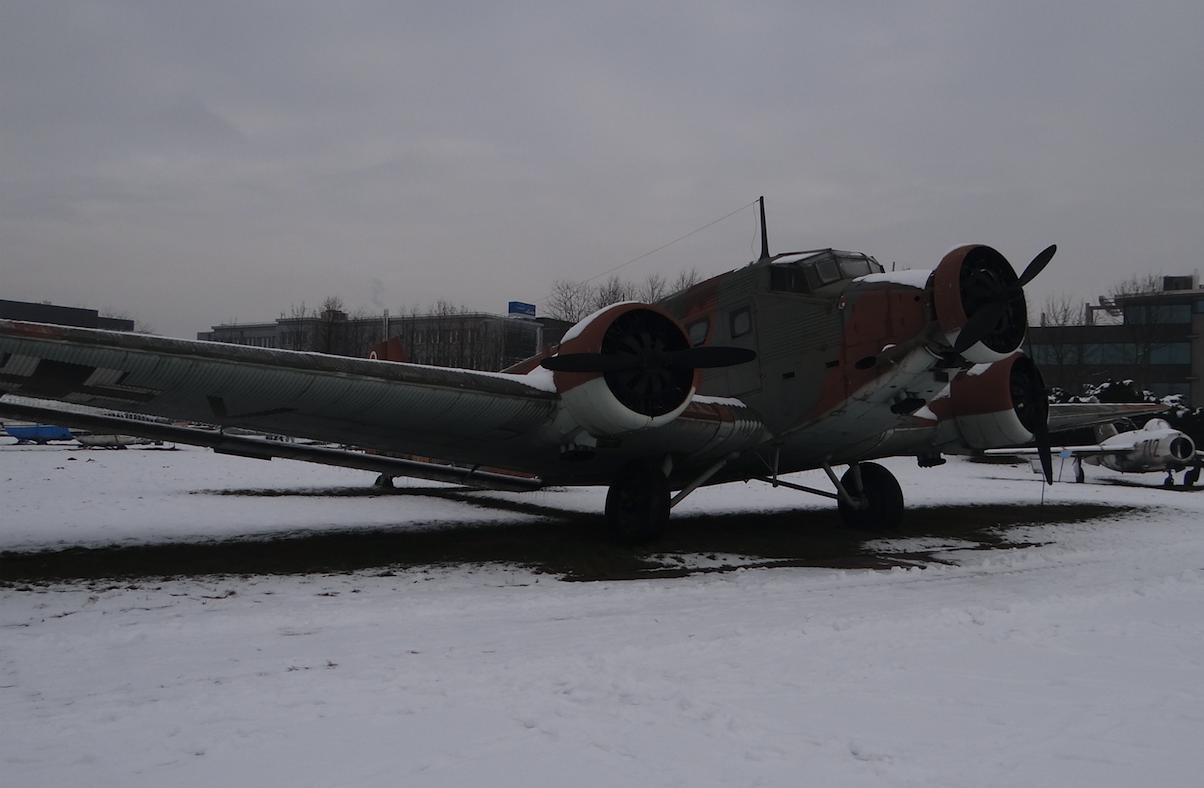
left=2, top=1, right=1202, bottom=336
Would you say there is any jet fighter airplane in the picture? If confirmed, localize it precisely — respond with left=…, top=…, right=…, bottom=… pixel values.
left=991, top=418, right=1201, bottom=487
left=0, top=200, right=1163, bottom=543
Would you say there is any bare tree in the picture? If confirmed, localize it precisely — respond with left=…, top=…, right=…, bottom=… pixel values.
left=1037, top=294, right=1085, bottom=329
left=592, top=275, right=636, bottom=312
left=342, top=305, right=383, bottom=357
left=545, top=268, right=702, bottom=321
left=1107, top=274, right=1172, bottom=368
left=1032, top=294, right=1086, bottom=392
left=1107, top=273, right=1162, bottom=301
left=635, top=273, right=668, bottom=303
left=313, top=296, right=347, bottom=354
left=545, top=279, right=597, bottom=323
left=669, top=267, right=701, bottom=294
left=279, top=302, right=313, bottom=351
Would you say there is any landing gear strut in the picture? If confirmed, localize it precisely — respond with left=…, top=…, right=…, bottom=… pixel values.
left=837, top=462, right=904, bottom=531
left=605, top=461, right=670, bottom=545
left=749, top=457, right=906, bottom=531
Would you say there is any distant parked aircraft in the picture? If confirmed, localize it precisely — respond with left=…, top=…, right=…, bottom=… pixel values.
left=1, top=422, right=76, bottom=444
left=991, top=418, right=1201, bottom=487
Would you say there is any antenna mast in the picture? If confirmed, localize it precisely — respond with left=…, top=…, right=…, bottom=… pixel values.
left=758, top=196, right=770, bottom=261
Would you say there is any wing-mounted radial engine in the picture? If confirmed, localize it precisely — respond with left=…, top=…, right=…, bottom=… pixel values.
left=932, top=244, right=1057, bottom=363
left=541, top=302, right=755, bottom=436
left=929, top=353, right=1054, bottom=481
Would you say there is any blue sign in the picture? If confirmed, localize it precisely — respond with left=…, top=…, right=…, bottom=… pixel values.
left=508, top=301, right=536, bottom=318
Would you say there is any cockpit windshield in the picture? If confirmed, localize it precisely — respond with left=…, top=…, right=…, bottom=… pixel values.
left=768, top=250, right=883, bottom=295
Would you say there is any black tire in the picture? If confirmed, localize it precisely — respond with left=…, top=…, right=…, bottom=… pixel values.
left=605, top=461, right=670, bottom=545
left=1184, top=467, right=1200, bottom=488
left=1075, top=463, right=1085, bottom=484
left=837, top=462, right=904, bottom=531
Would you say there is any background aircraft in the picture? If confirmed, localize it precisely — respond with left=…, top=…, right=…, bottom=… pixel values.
left=992, top=418, right=1200, bottom=487
left=0, top=203, right=1160, bottom=542
left=0, top=421, right=76, bottom=444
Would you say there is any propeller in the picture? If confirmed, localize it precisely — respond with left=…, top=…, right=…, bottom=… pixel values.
left=541, top=308, right=759, bottom=417
left=541, top=346, right=756, bottom=373
left=1011, top=356, right=1054, bottom=484
left=953, top=244, right=1057, bottom=355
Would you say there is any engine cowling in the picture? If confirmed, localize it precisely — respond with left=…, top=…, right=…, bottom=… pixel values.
left=939, top=353, right=1048, bottom=450
left=933, top=245, right=1028, bottom=363
left=550, top=302, right=699, bottom=436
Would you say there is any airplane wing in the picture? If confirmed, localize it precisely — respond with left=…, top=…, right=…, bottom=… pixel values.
left=0, top=319, right=770, bottom=489
left=1046, top=402, right=1167, bottom=433
left=984, top=441, right=1138, bottom=458
left=0, top=319, right=560, bottom=469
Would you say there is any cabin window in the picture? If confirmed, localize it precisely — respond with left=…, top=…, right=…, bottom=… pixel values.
left=687, top=317, right=710, bottom=346
left=769, top=266, right=809, bottom=294
left=729, top=307, right=752, bottom=338
left=839, top=258, right=873, bottom=278
left=815, top=259, right=840, bottom=284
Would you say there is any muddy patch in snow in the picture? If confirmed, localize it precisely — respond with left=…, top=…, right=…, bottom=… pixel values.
left=1, top=501, right=1138, bottom=583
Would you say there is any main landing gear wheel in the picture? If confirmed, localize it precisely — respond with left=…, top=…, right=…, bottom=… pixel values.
left=1184, top=467, right=1200, bottom=488
left=605, top=461, right=670, bottom=546
left=837, top=462, right=904, bottom=531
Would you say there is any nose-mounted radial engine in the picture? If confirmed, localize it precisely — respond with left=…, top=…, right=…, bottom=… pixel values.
left=933, top=243, right=1057, bottom=363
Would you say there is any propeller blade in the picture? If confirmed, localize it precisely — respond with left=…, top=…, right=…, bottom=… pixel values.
left=541, top=346, right=757, bottom=373
left=953, top=300, right=1008, bottom=354
left=1035, top=421, right=1054, bottom=485
left=540, top=353, right=643, bottom=373
left=667, top=346, right=758, bottom=369
left=1016, top=244, right=1057, bottom=288
left=1029, top=374, right=1054, bottom=484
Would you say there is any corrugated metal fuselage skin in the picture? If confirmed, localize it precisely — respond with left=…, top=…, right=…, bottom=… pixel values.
left=657, top=255, right=949, bottom=484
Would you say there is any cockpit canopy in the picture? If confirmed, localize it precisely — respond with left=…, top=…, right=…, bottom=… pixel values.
left=768, top=249, right=885, bottom=295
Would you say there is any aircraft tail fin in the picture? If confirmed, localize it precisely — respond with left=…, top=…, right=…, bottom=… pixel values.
left=368, top=336, right=407, bottom=363
left=1093, top=422, right=1119, bottom=442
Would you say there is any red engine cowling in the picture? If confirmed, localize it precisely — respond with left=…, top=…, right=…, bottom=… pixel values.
left=933, top=353, right=1048, bottom=450
left=933, top=245, right=1028, bottom=364
left=550, top=302, right=700, bottom=436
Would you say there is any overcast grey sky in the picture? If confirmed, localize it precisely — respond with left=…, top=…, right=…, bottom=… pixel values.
left=2, top=1, right=1201, bottom=337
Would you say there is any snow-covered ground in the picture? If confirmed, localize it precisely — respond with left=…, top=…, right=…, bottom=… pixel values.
left=3, top=440, right=1203, bottom=786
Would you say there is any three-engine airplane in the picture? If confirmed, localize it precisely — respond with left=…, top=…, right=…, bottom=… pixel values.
left=0, top=200, right=1164, bottom=543
left=991, top=418, right=1200, bottom=487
